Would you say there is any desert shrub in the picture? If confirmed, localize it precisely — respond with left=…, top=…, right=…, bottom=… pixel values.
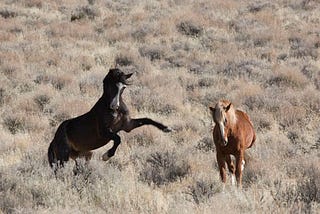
left=131, top=132, right=154, bottom=147
left=50, top=77, right=68, bottom=90
left=284, top=161, right=320, bottom=212
left=188, top=59, right=213, bottom=75
left=0, top=9, right=17, bottom=19
left=198, top=77, right=215, bottom=88
left=177, top=21, right=203, bottom=37
left=34, top=74, right=50, bottom=85
left=1, top=65, right=16, bottom=78
left=78, top=75, right=101, bottom=96
left=71, top=6, right=99, bottom=21
left=131, top=25, right=151, bottom=42
left=244, top=95, right=268, bottom=111
left=0, top=88, right=5, bottom=106
left=276, top=105, right=306, bottom=130
left=297, top=165, right=320, bottom=205
left=139, top=45, right=164, bottom=61
left=0, top=174, right=23, bottom=214
left=242, top=160, right=265, bottom=188
left=248, top=2, right=270, bottom=13
left=310, top=135, right=320, bottom=151
left=277, top=53, right=288, bottom=61
left=87, top=0, right=95, bottom=5
left=139, top=151, right=190, bottom=186
left=0, top=152, right=53, bottom=212
left=3, top=116, right=26, bottom=134
left=16, top=152, right=48, bottom=176
left=34, top=94, right=50, bottom=112
left=49, top=112, right=70, bottom=127
left=130, top=87, right=177, bottom=115
left=271, top=179, right=299, bottom=210
left=251, top=113, right=273, bottom=132
left=186, top=180, right=221, bottom=204
left=301, top=64, right=320, bottom=90
left=266, top=69, right=308, bottom=89
left=289, top=37, right=318, bottom=59
left=164, top=55, right=186, bottom=68
left=25, top=0, right=42, bottom=8
left=289, top=0, right=318, bottom=11
left=115, top=54, right=134, bottom=67
left=34, top=74, right=70, bottom=90
left=217, top=60, right=265, bottom=80
left=253, top=36, right=271, bottom=48
left=196, top=137, right=214, bottom=152
left=81, top=63, right=91, bottom=72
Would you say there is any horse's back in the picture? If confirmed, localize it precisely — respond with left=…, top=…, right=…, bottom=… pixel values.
left=236, top=110, right=256, bottom=148
left=65, top=112, right=107, bottom=151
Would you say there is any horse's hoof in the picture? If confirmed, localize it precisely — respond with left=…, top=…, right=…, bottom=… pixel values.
left=163, top=127, right=173, bottom=133
left=102, top=154, right=110, bottom=161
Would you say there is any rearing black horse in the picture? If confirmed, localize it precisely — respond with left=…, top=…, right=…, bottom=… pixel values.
left=48, top=68, right=171, bottom=169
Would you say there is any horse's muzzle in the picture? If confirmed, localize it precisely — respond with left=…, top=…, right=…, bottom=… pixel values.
left=221, top=140, right=228, bottom=146
left=110, top=104, right=120, bottom=110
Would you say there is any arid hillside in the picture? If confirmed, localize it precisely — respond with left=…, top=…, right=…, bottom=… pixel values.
left=1, top=0, right=320, bottom=213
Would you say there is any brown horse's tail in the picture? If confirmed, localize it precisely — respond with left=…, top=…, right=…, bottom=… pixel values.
left=248, top=131, right=256, bottom=149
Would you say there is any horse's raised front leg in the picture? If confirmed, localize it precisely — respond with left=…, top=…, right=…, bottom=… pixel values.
left=122, top=117, right=171, bottom=132
left=102, top=133, right=121, bottom=161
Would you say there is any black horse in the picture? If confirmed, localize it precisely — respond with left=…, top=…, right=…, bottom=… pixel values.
left=48, top=68, right=171, bottom=169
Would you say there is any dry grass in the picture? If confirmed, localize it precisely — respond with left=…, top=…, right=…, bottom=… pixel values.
left=1, top=0, right=320, bottom=213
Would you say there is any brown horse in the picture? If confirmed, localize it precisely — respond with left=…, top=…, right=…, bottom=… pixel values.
left=48, top=68, right=171, bottom=170
left=209, top=100, right=256, bottom=188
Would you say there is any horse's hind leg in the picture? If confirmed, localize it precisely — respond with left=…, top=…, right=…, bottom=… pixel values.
left=83, top=151, right=93, bottom=161
left=73, top=151, right=93, bottom=175
left=102, top=133, right=121, bottom=161
left=56, top=141, right=71, bottom=167
left=123, top=118, right=171, bottom=133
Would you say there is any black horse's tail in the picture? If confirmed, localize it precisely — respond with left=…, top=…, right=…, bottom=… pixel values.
left=48, top=120, right=70, bottom=169
left=48, top=141, right=56, bottom=168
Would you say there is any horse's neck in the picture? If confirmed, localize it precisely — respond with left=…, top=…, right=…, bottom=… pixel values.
left=91, top=97, right=110, bottom=112
left=227, top=110, right=237, bottom=130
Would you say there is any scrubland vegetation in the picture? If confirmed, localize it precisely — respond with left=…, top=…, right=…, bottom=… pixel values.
left=1, top=0, right=320, bottom=213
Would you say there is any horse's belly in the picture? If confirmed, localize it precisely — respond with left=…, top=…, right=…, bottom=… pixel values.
left=69, top=137, right=111, bottom=152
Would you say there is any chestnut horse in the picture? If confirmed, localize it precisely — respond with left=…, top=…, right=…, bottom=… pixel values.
left=48, top=68, right=171, bottom=170
left=209, top=100, right=256, bottom=188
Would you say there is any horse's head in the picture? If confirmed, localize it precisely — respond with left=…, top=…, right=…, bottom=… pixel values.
left=103, top=68, right=133, bottom=110
left=209, top=100, right=235, bottom=146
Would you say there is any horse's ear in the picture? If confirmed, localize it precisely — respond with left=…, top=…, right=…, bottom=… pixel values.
left=225, top=103, right=232, bottom=112
left=125, top=73, right=133, bottom=79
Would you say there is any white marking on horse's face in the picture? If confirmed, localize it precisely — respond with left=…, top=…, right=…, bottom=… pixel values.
left=110, top=82, right=125, bottom=110
left=218, top=122, right=228, bottom=146
left=215, top=107, right=228, bottom=146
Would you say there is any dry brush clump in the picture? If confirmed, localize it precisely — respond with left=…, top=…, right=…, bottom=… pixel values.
left=186, top=179, right=222, bottom=204
left=1, top=0, right=320, bottom=213
left=139, top=151, right=190, bottom=186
